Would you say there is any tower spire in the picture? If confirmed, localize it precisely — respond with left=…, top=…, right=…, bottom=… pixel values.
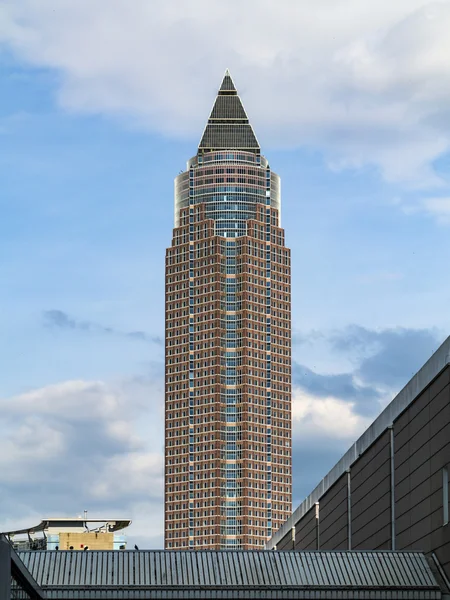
left=198, top=70, right=260, bottom=153
left=219, top=69, right=237, bottom=94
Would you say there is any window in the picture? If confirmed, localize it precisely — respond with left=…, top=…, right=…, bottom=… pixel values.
left=444, top=466, right=449, bottom=526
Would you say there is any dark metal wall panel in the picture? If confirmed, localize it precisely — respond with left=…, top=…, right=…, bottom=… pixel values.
left=0, top=536, right=11, bottom=600
left=351, top=432, right=390, bottom=481
left=406, top=385, right=431, bottom=422
left=319, top=474, right=349, bottom=550
left=352, top=462, right=391, bottom=518
left=430, top=382, right=450, bottom=419
left=268, top=338, right=450, bottom=552
left=394, top=366, right=450, bottom=579
left=289, top=367, right=448, bottom=561
left=276, top=529, right=293, bottom=550
left=351, top=431, right=392, bottom=550
left=429, top=366, right=450, bottom=401
left=293, top=506, right=318, bottom=550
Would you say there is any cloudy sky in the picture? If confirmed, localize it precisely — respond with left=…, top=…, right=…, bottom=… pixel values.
left=1, top=0, right=449, bottom=548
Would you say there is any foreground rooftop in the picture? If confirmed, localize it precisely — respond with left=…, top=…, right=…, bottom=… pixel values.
left=6, top=545, right=448, bottom=600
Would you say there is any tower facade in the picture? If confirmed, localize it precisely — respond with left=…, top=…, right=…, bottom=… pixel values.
left=164, top=71, right=291, bottom=550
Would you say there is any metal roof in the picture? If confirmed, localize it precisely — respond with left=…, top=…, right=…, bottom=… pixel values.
left=17, top=549, right=443, bottom=599
left=268, top=335, right=450, bottom=549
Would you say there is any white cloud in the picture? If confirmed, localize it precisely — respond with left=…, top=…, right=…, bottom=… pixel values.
left=1, top=0, right=450, bottom=185
left=421, top=196, right=450, bottom=224
left=0, top=375, right=371, bottom=546
left=90, top=452, right=163, bottom=500
left=0, top=417, right=65, bottom=480
left=292, top=387, right=372, bottom=441
left=0, top=377, right=164, bottom=546
left=5, top=380, right=123, bottom=419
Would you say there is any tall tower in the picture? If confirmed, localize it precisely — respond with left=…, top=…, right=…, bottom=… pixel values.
left=164, top=71, right=291, bottom=550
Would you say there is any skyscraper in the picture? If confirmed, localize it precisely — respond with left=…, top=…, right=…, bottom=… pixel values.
left=165, top=71, right=291, bottom=550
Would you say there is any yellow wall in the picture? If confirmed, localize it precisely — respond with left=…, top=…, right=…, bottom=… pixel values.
left=59, top=532, right=114, bottom=550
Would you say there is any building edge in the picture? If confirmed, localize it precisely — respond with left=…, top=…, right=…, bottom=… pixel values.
left=267, top=334, right=450, bottom=549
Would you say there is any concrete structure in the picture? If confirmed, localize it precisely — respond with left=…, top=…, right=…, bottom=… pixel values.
left=164, top=71, right=292, bottom=550
left=2, top=516, right=131, bottom=551
left=267, top=336, right=450, bottom=581
left=2, top=540, right=449, bottom=600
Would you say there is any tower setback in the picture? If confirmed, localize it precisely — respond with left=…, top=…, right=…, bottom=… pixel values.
left=165, top=71, right=292, bottom=550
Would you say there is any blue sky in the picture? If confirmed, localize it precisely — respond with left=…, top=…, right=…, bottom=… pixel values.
left=1, top=0, right=450, bottom=547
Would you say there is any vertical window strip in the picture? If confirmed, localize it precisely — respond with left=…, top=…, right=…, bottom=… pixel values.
left=444, top=466, right=449, bottom=526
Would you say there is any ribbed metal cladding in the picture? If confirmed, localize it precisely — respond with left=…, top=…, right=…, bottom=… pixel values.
left=18, top=550, right=440, bottom=595
left=219, top=71, right=236, bottom=92
left=199, top=71, right=260, bottom=152
left=199, top=125, right=259, bottom=151
left=210, top=96, right=248, bottom=120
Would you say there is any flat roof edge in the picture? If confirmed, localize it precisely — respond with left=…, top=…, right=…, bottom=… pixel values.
left=3, top=518, right=132, bottom=536
left=268, top=335, right=450, bottom=548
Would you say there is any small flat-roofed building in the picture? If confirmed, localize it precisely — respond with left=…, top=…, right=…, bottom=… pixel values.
left=2, top=516, right=131, bottom=551
left=267, top=336, right=450, bottom=581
